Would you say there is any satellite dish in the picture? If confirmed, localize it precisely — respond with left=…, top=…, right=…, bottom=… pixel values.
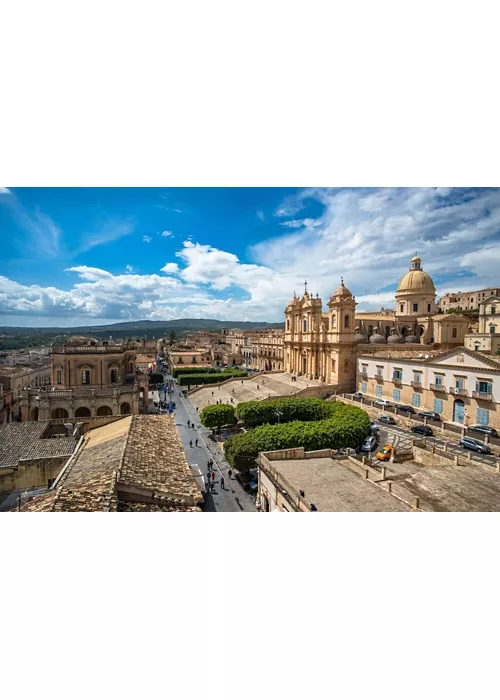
left=424, top=354, right=430, bottom=359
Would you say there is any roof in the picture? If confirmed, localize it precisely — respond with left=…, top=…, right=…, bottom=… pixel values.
left=262, top=455, right=409, bottom=512
left=396, top=269, right=435, bottom=294
left=0, top=421, right=78, bottom=469
left=21, top=415, right=201, bottom=512
left=135, top=354, right=153, bottom=363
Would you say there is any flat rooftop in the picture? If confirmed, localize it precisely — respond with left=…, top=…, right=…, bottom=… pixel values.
left=267, top=456, right=409, bottom=512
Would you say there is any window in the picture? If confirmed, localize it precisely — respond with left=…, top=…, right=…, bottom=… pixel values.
left=400, top=304, right=404, bottom=313
left=413, top=303, right=419, bottom=313
left=287, top=319, right=290, bottom=330
left=490, top=325, right=496, bottom=334
left=476, top=380, right=493, bottom=395
left=361, top=381, right=367, bottom=393
left=110, top=368, right=117, bottom=384
left=413, top=372, right=421, bottom=385
left=303, top=319, right=307, bottom=333
left=376, top=385, right=382, bottom=397
left=434, top=398, right=443, bottom=413
left=56, top=369, right=62, bottom=385
left=376, top=366, right=383, bottom=377
left=427, top=303, right=431, bottom=312
left=434, top=375, right=443, bottom=387
left=452, top=327, right=457, bottom=339
left=178, top=356, right=183, bottom=363
left=192, top=356, right=197, bottom=363
left=344, top=315, right=350, bottom=328
left=332, top=314, right=336, bottom=328
left=492, top=306, right=496, bottom=314
left=455, top=378, right=464, bottom=390
left=82, top=369, right=91, bottom=385
left=477, top=408, right=489, bottom=425
left=412, top=393, right=421, bottom=407
left=393, top=389, right=401, bottom=402
left=393, top=369, right=402, bottom=380
left=361, top=363, right=368, bottom=374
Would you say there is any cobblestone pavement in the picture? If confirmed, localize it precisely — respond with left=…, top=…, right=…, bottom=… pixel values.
left=166, top=375, right=256, bottom=513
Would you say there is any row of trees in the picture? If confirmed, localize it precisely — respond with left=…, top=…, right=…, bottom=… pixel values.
left=177, top=370, right=247, bottom=386
left=171, top=366, right=240, bottom=378
left=235, top=397, right=336, bottom=427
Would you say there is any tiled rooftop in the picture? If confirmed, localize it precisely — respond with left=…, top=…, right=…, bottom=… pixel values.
left=21, top=414, right=201, bottom=512
left=0, top=421, right=77, bottom=469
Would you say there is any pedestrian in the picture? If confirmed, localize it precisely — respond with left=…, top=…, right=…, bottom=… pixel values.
left=192, top=423, right=195, bottom=429
left=257, top=384, right=259, bottom=390
left=195, top=438, right=198, bottom=447
left=196, top=407, right=199, bottom=412
left=207, top=461, right=211, bottom=473
left=212, top=391, right=214, bottom=396
left=241, top=380, right=243, bottom=385
left=189, top=439, right=192, bottom=447
left=211, top=470, right=215, bottom=483
left=221, top=476, right=225, bottom=490
left=187, top=419, right=190, bottom=427
left=228, top=468, right=232, bottom=479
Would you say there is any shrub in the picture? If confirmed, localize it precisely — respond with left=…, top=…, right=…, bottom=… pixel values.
left=200, top=404, right=235, bottom=429
left=148, top=372, right=164, bottom=385
left=224, top=402, right=370, bottom=470
left=172, top=367, right=248, bottom=378
left=235, top=397, right=336, bottom=427
left=177, top=370, right=247, bottom=386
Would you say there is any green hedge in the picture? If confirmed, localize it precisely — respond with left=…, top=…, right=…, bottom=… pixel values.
left=178, top=370, right=247, bottom=386
left=172, top=367, right=247, bottom=378
left=200, top=404, right=235, bottom=429
left=224, top=402, right=370, bottom=470
left=235, top=397, right=336, bottom=427
left=148, top=372, right=164, bottom=385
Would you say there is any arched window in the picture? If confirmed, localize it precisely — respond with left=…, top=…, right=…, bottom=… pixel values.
left=492, top=306, right=497, bottom=314
left=332, top=314, right=336, bottom=328
left=82, top=369, right=91, bottom=385
left=303, top=319, right=307, bottom=333
left=344, top=314, right=349, bottom=329
left=452, top=327, right=457, bottom=339
left=110, top=368, right=118, bottom=384
left=286, top=319, right=290, bottom=330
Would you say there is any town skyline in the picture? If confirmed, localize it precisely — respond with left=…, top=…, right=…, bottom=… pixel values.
left=1, top=187, right=500, bottom=327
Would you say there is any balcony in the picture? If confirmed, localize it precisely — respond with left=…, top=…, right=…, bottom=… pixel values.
left=359, top=371, right=368, bottom=379
left=449, top=386, right=468, bottom=397
left=410, top=381, right=423, bottom=389
left=430, top=383, right=445, bottom=392
left=375, top=374, right=384, bottom=382
left=392, top=376, right=402, bottom=385
left=472, top=391, right=493, bottom=401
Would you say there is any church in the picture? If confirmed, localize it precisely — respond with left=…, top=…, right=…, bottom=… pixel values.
left=283, top=255, right=469, bottom=387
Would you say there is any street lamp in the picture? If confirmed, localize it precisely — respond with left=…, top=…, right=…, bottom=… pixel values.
left=275, top=408, right=283, bottom=424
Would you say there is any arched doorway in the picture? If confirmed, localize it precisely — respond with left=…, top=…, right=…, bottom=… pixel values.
left=51, top=407, right=68, bottom=419
left=453, top=399, right=465, bottom=424
left=30, top=407, right=39, bottom=421
left=120, top=402, right=131, bottom=415
left=97, top=405, right=113, bottom=416
left=401, top=327, right=408, bottom=337
left=75, top=406, right=91, bottom=418
left=419, top=326, right=425, bottom=337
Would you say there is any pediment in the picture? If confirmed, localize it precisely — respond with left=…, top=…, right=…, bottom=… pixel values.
left=431, top=347, right=500, bottom=370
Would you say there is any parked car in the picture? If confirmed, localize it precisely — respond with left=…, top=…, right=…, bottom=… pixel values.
left=468, top=425, right=499, bottom=438
left=338, top=445, right=361, bottom=456
left=369, top=421, right=380, bottom=436
left=376, top=444, right=393, bottom=461
left=361, top=435, right=378, bottom=452
left=374, top=398, right=392, bottom=407
left=352, top=392, right=363, bottom=400
left=418, top=411, right=441, bottom=421
left=378, top=415, right=396, bottom=425
left=459, top=436, right=492, bottom=454
left=396, top=404, right=415, bottom=414
left=411, top=424, right=433, bottom=436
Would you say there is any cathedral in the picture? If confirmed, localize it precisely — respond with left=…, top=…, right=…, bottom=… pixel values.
left=283, top=255, right=469, bottom=386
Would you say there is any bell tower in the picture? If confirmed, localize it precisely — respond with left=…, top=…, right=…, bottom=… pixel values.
left=326, top=278, right=357, bottom=390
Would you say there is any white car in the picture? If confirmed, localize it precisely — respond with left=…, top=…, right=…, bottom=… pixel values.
left=374, top=399, right=392, bottom=407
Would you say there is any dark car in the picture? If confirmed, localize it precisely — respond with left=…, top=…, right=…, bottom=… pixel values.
left=396, top=404, right=415, bottom=414
left=468, top=425, right=499, bottom=438
left=418, top=411, right=441, bottom=421
left=378, top=415, right=396, bottom=425
left=352, top=392, right=363, bottom=400
left=411, top=424, right=433, bottom=436
left=459, top=436, right=492, bottom=454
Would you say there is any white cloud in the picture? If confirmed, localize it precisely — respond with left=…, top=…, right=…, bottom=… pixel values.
left=0, top=191, right=62, bottom=259
left=257, top=210, right=264, bottom=221
left=77, top=218, right=135, bottom=253
left=0, top=187, right=11, bottom=194
left=160, top=262, right=179, bottom=274
left=142, top=235, right=152, bottom=243
left=161, top=230, right=173, bottom=237
left=126, top=265, right=134, bottom=273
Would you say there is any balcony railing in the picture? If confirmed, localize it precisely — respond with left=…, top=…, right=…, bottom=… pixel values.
left=410, top=381, right=423, bottom=389
left=449, top=386, right=468, bottom=397
left=472, top=391, right=493, bottom=401
left=359, top=371, right=368, bottom=379
left=375, top=374, right=383, bottom=382
left=430, top=383, right=445, bottom=392
left=392, top=376, right=402, bottom=385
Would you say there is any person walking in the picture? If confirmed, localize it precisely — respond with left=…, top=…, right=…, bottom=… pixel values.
left=211, top=470, right=215, bottom=483
left=228, top=468, right=232, bottom=479
left=187, top=419, right=190, bottom=428
left=189, top=439, right=192, bottom=448
left=195, top=438, right=198, bottom=447
left=221, top=476, right=225, bottom=490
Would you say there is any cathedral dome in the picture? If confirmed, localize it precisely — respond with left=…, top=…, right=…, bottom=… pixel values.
left=396, top=256, right=435, bottom=294
left=354, top=327, right=368, bottom=343
left=387, top=333, right=405, bottom=344
left=405, top=334, right=420, bottom=343
left=331, top=278, right=353, bottom=300
left=369, top=333, right=387, bottom=345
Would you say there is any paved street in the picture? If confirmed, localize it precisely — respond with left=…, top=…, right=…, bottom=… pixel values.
left=159, top=373, right=256, bottom=512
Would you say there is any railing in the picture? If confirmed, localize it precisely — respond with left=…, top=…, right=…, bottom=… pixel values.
left=51, top=344, right=129, bottom=353
left=410, top=381, right=423, bottom=389
left=449, top=387, right=468, bottom=397
left=375, top=374, right=383, bottom=382
left=392, top=376, right=402, bottom=385
left=472, top=391, right=493, bottom=401
left=359, top=372, right=368, bottom=379
left=430, top=383, right=445, bottom=392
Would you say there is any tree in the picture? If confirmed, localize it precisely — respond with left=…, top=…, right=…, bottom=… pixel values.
left=200, top=404, right=235, bottom=430
left=169, top=330, right=176, bottom=345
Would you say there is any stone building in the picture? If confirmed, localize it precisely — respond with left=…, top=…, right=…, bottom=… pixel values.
left=439, top=287, right=500, bottom=312
left=252, top=331, right=285, bottom=371
left=0, top=364, right=51, bottom=420
left=20, top=336, right=141, bottom=421
left=464, top=296, right=500, bottom=354
left=357, top=346, right=500, bottom=428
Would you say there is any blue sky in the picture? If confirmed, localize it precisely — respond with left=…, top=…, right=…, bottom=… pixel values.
left=1, top=187, right=500, bottom=327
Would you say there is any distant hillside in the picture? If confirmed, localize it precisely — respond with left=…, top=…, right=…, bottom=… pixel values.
left=0, top=318, right=284, bottom=351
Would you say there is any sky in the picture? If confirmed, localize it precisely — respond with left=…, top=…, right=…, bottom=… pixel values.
left=1, top=187, right=500, bottom=328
